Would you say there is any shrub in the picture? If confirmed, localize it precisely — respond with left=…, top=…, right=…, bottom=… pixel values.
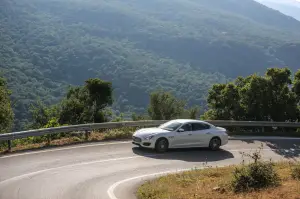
left=231, top=145, right=280, bottom=192
left=291, top=164, right=300, bottom=180
left=103, top=128, right=134, bottom=140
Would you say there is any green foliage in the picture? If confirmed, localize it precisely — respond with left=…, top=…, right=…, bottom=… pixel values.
left=59, top=78, right=113, bottom=124
left=131, top=113, right=149, bottom=121
left=181, top=106, right=201, bottom=119
left=205, top=68, right=299, bottom=122
left=231, top=161, right=280, bottom=192
left=102, top=129, right=134, bottom=140
left=43, top=117, right=62, bottom=145
left=28, top=78, right=112, bottom=131
left=148, top=90, right=186, bottom=120
left=187, top=106, right=201, bottom=119
left=206, top=83, right=243, bottom=120
left=110, top=112, right=124, bottom=122
left=293, top=70, right=300, bottom=102
left=231, top=147, right=280, bottom=192
left=0, top=76, right=14, bottom=133
left=28, top=100, right=60, bottom=129
left=44, top=117, right=60, bottom=128
left=2, top=0, right=300, bottom=130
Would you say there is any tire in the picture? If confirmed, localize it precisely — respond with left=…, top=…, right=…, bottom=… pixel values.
left=209, top=137, right=221, bottom=151
left=155, top=138, right=169, bottom=153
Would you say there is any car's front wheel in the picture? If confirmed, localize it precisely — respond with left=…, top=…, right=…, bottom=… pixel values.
left=155, top=138, right=169, bottom=153
left=209, top=137, right=221, bottom=151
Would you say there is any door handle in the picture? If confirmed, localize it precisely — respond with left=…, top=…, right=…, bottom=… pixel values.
left=188, top=134, right=192, bottom=136
left=206, top=132, right=211, bottom=134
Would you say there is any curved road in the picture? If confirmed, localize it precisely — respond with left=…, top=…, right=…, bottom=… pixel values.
left=1, top=137, right=300, bottom=199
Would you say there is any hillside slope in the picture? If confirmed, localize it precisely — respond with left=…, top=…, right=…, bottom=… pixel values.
left=1, top=0, right=300, bottom=130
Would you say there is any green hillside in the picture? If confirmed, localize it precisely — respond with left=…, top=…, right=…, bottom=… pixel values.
left=1, top=0, right=300, bottom=130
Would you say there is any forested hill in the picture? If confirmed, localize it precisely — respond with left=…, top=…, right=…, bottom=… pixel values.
left=1, top=0, right=300, bottom=130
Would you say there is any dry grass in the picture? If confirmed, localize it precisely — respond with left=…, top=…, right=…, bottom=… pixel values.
left=137, top=162, right=300, bottom=199
left=0, top=127, right=137, bottom=154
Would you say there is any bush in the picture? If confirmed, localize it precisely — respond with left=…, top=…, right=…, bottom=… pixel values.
left=103, top=130, right=133, bottom=140
left=102, top=127, right=136, bottom=140
left=291, top=164, right=300, bottom=180
left=231, top=146, right=280, bottom=192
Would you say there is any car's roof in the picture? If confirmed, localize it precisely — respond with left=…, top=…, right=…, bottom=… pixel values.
left=170, top=119, right=212, bottom=125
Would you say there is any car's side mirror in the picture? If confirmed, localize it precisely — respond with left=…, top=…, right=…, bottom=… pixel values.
left=178, top=128, right=185, bottom=132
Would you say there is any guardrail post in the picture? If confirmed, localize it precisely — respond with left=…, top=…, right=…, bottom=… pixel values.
left=7, top=140, right=12, bottom=152
left=262, top=127, right=265, bottom=133
left=46, top=135, right=51, bottom=146
left=85, top=130, right=90, bottom=141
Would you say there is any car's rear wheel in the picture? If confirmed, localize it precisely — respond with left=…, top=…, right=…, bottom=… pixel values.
left=209, top=137, right=221, bottom=151
left=155, top=138, right=169, bottom=153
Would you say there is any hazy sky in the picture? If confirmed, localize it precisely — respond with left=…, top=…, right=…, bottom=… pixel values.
left=256, top=0, right=300, bottom=7
left=257, top=0, right=299, bottom=4
left=256, top=0, right=300, bottom=21
left=269, top=0, right=300, bottom=4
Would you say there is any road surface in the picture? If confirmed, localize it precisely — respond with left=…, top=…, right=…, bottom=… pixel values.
left=1, top=137, right=300, bottom=199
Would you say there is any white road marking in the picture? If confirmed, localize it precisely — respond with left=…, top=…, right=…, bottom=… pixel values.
left=1, top=145, right=299, bottom=186
left=106, top=142, right=300, bottom=199
left=0, top=155, right=148, bottom=185
left=107, top=168, right=193, bottom=199
left=0, top=141, right=131, bottom=159
left=0, top=148, right=250, bottom=185
left=107, top=166, right=227, bottom=199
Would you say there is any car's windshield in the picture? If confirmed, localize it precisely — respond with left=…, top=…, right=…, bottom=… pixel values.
left=159, top=121, right=182, bottom=131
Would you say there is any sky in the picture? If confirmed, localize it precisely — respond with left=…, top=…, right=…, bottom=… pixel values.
left=264, top=0, right=300, bottom=5
left=256, top=0, right=300, bottom=21
left=257, top=0, right=299, bottom=4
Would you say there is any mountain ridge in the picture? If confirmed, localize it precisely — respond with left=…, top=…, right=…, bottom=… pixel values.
left=1, top=0, right=300, bottom=130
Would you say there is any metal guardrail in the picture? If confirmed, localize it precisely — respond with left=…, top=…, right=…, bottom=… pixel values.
left=1, top=120, right=300, bottom=152
left=0, top=120, right=167, bottom=141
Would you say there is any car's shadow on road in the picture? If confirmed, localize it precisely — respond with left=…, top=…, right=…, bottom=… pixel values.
left=234, top=138, right=300, bottom=159
left=132, top=147, right=234, bottom=163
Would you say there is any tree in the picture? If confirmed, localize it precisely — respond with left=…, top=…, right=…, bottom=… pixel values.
left=239, top=74, right=271, bottom=121
left=187, top=106, right=201, bottom=119
left=205, top=83, right=243, bottom=120
left=181, top=106, right=201, bottom=119
left=131, top=113, right=148, bottom=121
left=29, top=100, right=60, bottom=129
left=293, top=70, right=300, bottom=101
left=265, top=68, right=298, bottom=122
left=0, top=77, right=14, bottom=133
left=59, top=78, right=113, bottom=124
left=204, top=68, right=299, bottom=122
left=148, top=90, right=186, bottom=120
left=293, top=70, right=300, bottom=120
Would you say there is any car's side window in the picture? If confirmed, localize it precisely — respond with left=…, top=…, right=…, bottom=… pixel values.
left=192, top=123, right=211, bottom=131
left=181, top=123, right=192, bottom=132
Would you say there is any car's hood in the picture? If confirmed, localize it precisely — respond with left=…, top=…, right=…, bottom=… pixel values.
left=216, top=127, right=226, bottom=131
left=134, top=127, right=169, bottom=137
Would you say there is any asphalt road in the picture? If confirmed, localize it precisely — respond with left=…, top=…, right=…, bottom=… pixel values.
left=1, top=137, right=300, bottom=199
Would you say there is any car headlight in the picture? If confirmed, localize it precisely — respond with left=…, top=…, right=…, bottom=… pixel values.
left=144, top=134, right=155, bottom=140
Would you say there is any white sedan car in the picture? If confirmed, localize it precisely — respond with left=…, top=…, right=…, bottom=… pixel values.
left=132, top=119, right=228, bottom=152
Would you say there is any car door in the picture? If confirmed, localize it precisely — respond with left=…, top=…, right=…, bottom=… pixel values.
left=191, top=122, right=213, bottom=147
left=172, top=123, right=194, bottom=147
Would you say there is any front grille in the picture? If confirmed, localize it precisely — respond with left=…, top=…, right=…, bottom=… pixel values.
left=132, top=136, right=142, bottom=143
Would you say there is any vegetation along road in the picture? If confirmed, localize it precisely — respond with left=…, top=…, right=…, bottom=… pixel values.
left=1, top=137, right=300, bottom=199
